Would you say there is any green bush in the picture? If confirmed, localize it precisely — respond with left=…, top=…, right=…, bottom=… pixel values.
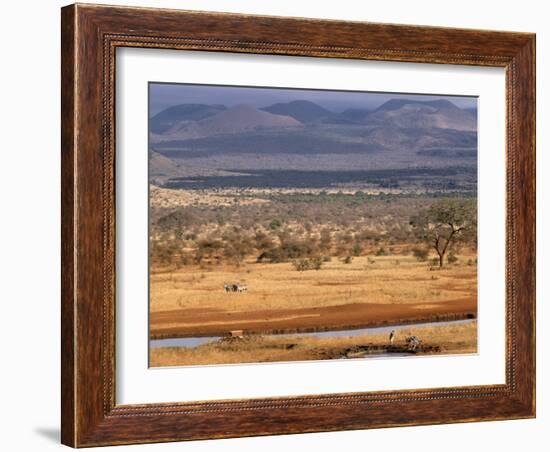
left=311, top=256, right=323, bottom=270
left=412, top=247, right=429, bottom=261
left=342, top=256, right=353, bottom=264
left=269, top=219, right=282, bottom=230
left=292, top=257, right=323, bottom=271
left=447, top=253, right=459, bottom=264
left=375, top=247, right=386, bottom=256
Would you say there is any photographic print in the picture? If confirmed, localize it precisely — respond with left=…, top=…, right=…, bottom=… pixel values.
left=148, top=83, right=478, bottom=367
left=61, top=6, right=536, bottom=444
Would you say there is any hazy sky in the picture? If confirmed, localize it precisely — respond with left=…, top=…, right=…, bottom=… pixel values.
left=149, top=82, right=477, bottom=117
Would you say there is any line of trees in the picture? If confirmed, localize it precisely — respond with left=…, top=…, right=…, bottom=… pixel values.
left=150, top=198, right=477, bottom=270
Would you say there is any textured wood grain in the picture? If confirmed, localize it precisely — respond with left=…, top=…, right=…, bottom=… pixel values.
left=61, top=3, right=536, bottom=447
left=60, top=5, right=76, bottom=447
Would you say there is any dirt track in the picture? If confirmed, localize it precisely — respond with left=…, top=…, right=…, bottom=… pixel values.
left=150, top=298, right=476, bottom=339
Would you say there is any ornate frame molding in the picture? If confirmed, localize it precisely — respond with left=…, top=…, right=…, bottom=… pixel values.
left=62, top=4, right=535, bottom=447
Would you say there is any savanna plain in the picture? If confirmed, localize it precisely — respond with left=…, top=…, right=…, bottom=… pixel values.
left=150, top=187, right=477, bottom=366
left=148, top=92, right=478, bottom=366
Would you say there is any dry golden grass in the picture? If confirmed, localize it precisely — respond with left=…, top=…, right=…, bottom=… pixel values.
left=150, top=320, right=477, bottom=366
left=150, top=253, right=477, bottom=313
left=150, top=185, right=270, bottom=209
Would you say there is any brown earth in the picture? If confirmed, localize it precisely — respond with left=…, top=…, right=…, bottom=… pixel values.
left=150, top=297, right=475, bottom=339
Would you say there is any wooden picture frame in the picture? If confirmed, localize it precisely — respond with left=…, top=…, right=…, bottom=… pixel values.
left=61, top=3, right=535, bottom=447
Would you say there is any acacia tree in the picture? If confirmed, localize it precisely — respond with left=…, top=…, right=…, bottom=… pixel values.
left=410, top=199, right=476, bottom=268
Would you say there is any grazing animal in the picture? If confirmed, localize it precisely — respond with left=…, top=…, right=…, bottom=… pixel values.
left=224, top=283, right=248, bottom=293
left=236, top=284, right=248, bottom=292
left=389, top=330, right=396, bottom=345
left=405, top=335, right=422, bottom=351
left=224, top=283, right=238, bottom=292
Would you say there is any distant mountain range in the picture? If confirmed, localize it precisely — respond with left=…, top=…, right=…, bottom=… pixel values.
left=149, top=98, right=477, bottom=185
left=260, top=99, right=334, bottom=123
left=151, top=104, right=302, bottom=143
left=151, top=99, right=475, bottom=141
left=150, top=103, right=227, bottom=134
left=366, top=99, right=476, bottom=131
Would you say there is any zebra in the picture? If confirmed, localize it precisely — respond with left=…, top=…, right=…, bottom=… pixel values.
left=224, top=283, right=248, bottom=293
left=236, top=284, right=248, bottom=292
left=223, top=284, right=234, bottom=293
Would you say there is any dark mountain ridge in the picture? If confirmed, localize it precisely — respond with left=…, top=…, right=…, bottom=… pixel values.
left=151, top=104, right=303, bottom=143
left=260, top=99, right=334, bottom=123
left=339, top=108, right=372, bottom=122
left=150, top=103, right=227, bottom=134
left=366, top=98, right=476, bottom=131
left=374, top=98, right=459, bottom=112
left=149, top=98, right=477, bottom=180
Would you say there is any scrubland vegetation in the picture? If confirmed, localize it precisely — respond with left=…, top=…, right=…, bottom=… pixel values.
left=149, top=187, right=478, bottom=367
left=150, top=189, right=476, bottom=272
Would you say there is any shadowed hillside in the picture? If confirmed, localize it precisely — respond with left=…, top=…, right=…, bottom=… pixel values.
left=149, top=97, right=477, bottom=186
